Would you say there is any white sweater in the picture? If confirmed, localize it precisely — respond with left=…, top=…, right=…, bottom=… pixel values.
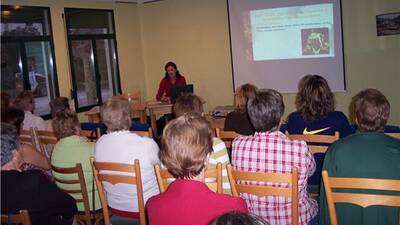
left=94, top=130, right=160, bottom=212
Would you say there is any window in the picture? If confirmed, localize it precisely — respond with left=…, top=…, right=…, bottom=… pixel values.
left=1, top=5, right=59, bottom=116
left=64, top=8, right=121, bottom=112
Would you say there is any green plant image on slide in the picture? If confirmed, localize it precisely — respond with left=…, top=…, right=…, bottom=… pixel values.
left=302, top=28, right=330, bottom=55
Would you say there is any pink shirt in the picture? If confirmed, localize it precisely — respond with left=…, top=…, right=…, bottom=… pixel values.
left=147, top=179, right=248, bottom=225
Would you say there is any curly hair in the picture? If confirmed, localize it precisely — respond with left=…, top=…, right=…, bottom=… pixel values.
left=295, top=75, right=335, bottom=122
left=52, top=109, right=80, bottom=139
left=1, top=123, right=21, bottom=167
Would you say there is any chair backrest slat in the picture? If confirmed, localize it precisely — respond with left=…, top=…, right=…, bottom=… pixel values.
left=385, top=132, right=400, bottom=139
left=131, top=128, right=153, bottom=138
left=97, top=174, right=137, bottom=185
left=285, top=131, right=339, bottom=144
left=154, top=163, right=223, bottom=194
left=1, top=210, right=31, bottom=225
left=235, top=184, right=292, bottom=197
left=227, top=164, right=299, bottom=225
left=322, top=170, right=400, bottom=225
left=231, top=170, right=292, bottom=183
left=90, top=157, right=146, bottom=225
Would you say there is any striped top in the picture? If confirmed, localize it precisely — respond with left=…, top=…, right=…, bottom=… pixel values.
left=208, top=137, right=231, bottom=194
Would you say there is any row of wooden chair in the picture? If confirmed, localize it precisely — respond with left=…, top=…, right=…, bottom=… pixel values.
left=3, top=159, right=400, bottom=225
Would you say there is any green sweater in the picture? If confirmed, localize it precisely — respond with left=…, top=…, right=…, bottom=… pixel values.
left=319, top=132, right=400, bottom=225
left=51, top=135, right=101, bottom=211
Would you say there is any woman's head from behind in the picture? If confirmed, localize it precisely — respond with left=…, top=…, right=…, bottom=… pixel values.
left=352, top=88, right=390, bottom=132
left=173, top=93, right=204, bottom=117
left=211, top=212, right=269, bottom=225
left=160, top=113, right=213, bottom=179
left=101, top=97, right=131, bottom=133
left=14, top=90, right=35, bottom=112
left=234, top=84, right=258, bottom=113
left=52, top=109, right=80, bottom=139
left=1, top=123, right=23, bottom=170
left=50, top=97, right=70, bottom=118
left=295, top=74, right=334, bottom=122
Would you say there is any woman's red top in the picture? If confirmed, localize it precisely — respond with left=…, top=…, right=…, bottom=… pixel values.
left=156, top=76, right=186, bottom=101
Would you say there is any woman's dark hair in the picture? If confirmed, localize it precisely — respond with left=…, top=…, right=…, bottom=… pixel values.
left=295, top=74, right=335, bottom=122
left=164, top=61, right=182, bottom=79
left=247, top=89, right=284, bottom=132
left=1, top=107, right=25, bottom=134
left=210, top=212, right=269, bottom=225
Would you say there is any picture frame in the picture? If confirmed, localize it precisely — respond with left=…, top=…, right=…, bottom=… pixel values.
left=376, top=12, right=400, bottom=36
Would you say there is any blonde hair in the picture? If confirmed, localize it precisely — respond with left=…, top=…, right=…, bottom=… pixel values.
left=101, top=97, right=131, bottom=132
left=234, top=84, right=257, bottom=113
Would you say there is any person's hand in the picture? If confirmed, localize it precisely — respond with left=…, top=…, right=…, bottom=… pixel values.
left=161, top=96, right=171, bottom=103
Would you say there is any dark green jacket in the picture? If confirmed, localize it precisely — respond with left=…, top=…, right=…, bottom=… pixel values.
left=319, top=132, right=400, bottom=225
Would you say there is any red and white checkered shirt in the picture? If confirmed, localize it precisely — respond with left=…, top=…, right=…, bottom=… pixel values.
left=232, top=131, right=318, bottom=225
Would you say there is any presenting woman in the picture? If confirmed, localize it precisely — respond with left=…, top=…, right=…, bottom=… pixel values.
left=156, top=61, right=186, bottom=103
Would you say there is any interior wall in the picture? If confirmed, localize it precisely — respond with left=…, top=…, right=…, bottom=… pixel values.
left=139, top=0, right=234, bottom=112
left=139, top=0, right=400, bottom=125
left=2, top=0, right=146, bottom=120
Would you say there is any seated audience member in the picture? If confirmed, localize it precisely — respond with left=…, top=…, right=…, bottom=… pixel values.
left=173, top=93, right=231, bottom=194
left=13, top=90, right=48, bottom=130
left=51, top=109, right=101, bottom=212
left=286, top=75, right=353, bottom=137
left=224, top=84, right=257, bottom=135
left=49, top=97, right=70, bottom=118
left=1, top=107, right=50, bottom=171
left=319, top=89, right=400, bottom=225
left=147, top=113, right=248, bottom=225
left=95, top=97, right=160, bottom=223
left=232, top=90, right=317, bottom=225
left=1, top=123, right=77, bottom=225
left=211, top=212, right=269, bottom=225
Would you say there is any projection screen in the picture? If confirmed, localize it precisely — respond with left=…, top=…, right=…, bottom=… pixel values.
left=228, top=0, right=345, bottom=92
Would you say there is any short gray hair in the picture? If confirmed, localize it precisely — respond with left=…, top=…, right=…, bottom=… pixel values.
left=1, top=123, right=20, bottom=166
left=101, top=97, right=131, bottom=132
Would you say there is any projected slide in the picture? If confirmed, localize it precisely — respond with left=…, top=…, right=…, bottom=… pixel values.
left=250, top=3, right=334, bottom=61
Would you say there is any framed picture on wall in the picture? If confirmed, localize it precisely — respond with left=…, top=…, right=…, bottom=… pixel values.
left=376, top=12, right=400, bottom=36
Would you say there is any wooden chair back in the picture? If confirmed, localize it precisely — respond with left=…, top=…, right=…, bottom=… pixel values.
left=1, top=210, right=31, bottom=225
left=285, top=131, right=339, bottom=154
left=33, top=128, right=58, bottom=155
left=215, top=128, right=240, bottom=148
left=322, top=170, right=400, bottom=225
left=227, top=164, right=299, bottom=225
left=90, top=157, right=146, bottom=225
left=131, top=128, right=153, bottom=138
left=154, top=163, right=223, bottom=194
left=385, top=132, right=400, bottom=139
left=79, top=128, right=102, bottom=142
left=51, top=163, right=102, bottom=225
left=19, top=129, right=35, bottom=146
